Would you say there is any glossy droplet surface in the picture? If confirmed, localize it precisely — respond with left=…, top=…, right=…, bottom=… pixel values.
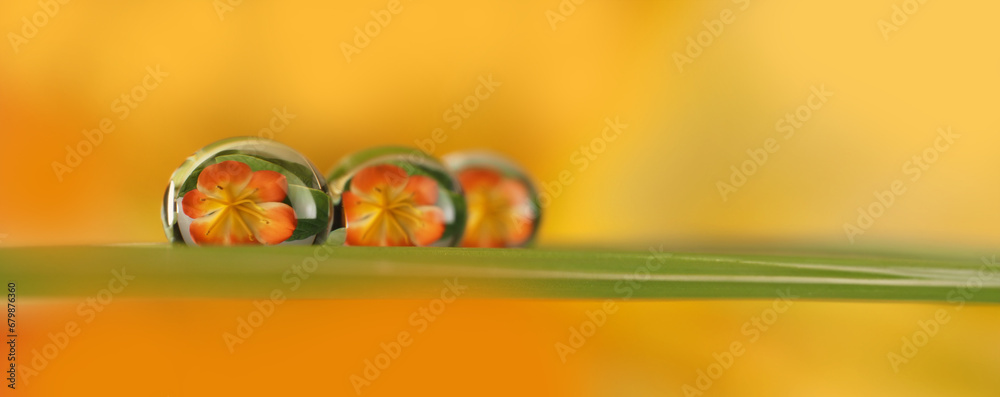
left=162, top=137, right=333, bottom=246
left=443, top=151, right=541, bottom=248
left=327, top=147, right=466, bottom=247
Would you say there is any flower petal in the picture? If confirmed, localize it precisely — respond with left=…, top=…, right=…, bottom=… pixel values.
left=343, top=165, right=444, bottom=247
left=189, top=208, right=255, bottom=246
left=461, top=193, right=533, bottom=247
left=242, top=170, right=288, bottom=203
left=343, top=191, right=380, bottom=223
left=497, top=179, right=530, bottom=207
left=382, top=217, right=417, bottom=246
left=197, top=160, right=252, bottom=201
left=182, top=189, right=225, bottom=219
left=345, top=214, right=376, bottom=246
left=499, top=180, right=535, bottom=246
left=343, top=189, right=388, bottom=246
left=349, top=164, right=408, bottom=197
left=404, top=175, right=439, bottom=206
left=344, top=203, right=443, bottom=247
left=458, top=173, right=535, bottom=248
left=505, top=204, right=535, bottom=246
left=411, top=206, right=445, bottom=247
left=460, top=213, right=506, bottom=248
left=458, top=168, right=502, bottom=192
left=244, top=202, right=298, bottom=245
left=345, top=207, right=414, bottom=247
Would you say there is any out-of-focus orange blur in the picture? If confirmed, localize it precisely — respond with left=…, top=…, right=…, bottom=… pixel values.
left=2, top=0, right=998, bottom=249
left=14, top=299, right=1000, bottom=396
left=2, top=0, right=998, bottom=395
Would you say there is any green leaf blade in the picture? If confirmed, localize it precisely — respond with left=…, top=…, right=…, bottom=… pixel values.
left=1, top=246, right=997, bottom=303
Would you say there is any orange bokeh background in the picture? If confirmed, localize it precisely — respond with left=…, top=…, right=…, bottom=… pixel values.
left=2, top=0, right=998, bottom=249
left=17, top=299, right=1000, bottom=396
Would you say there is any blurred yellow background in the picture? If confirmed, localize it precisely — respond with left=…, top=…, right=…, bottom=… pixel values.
left=2, top=0, right=997, bottom=249
left=2, top=0, right=999, bottom=395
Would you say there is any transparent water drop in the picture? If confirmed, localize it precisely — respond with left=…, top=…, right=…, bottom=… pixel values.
left=443, top=150, right=542, bottom=248
left=162, top=137, right=333, bottom=246
left=327, top=146, right=466, bottom=247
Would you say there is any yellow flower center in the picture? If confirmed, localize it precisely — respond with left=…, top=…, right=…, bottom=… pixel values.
left=357, top=186, right=425, bottom=244
left=200, top=184, right=272, bottom=241
left=466, top=187, right=522, bottom=241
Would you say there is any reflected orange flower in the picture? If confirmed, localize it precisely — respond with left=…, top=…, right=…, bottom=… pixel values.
left=182, top=160, right=297, bottom=245
left=458, top=168, right=534, bottom=247
left=343, top=164, right=445, bottom=246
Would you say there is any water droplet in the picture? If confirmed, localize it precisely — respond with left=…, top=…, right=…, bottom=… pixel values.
left=161, top=137, right=333, bottom=246
left=327, top=146, right=466, bottom=247
left=443, top=150, right=542, bottom=248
